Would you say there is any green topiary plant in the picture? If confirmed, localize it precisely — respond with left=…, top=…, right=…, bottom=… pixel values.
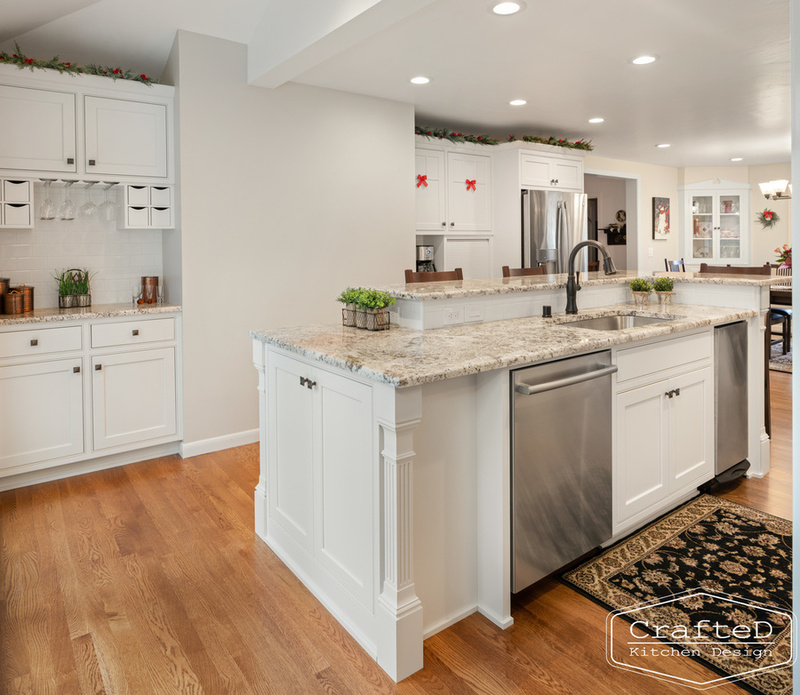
left=629, top=278, right=652, bottom=293
left=336, top=287, right=361, bottom=305
left=652, top=276, right=675, bottom=292
left=357, top=289, right=396, bottom=311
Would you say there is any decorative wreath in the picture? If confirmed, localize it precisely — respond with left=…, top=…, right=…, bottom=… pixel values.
left=757, top=209, right=780, bottom=228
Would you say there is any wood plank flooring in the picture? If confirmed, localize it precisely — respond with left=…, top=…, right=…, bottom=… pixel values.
left=1, top=371, right=792, bottom=694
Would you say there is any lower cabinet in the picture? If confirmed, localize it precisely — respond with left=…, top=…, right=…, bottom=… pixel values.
left=614, top=333, right=714, bottom=534
left=92, top=347, right=177, bottom=450
left=268, top=351, right=374, bottom=608
left=0, top=358, right=84, bottom=471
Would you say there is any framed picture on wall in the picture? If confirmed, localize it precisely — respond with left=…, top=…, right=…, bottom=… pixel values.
left=653, top=197, right=670, bottom=239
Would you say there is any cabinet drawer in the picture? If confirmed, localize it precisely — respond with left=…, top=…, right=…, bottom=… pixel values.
left=0, top=326, right=82, bottom=358
left=3, top=203, right=32, bottom=227
left=91, top=318, right=174, bottom=348
left=127, top=206, right=149, bottom=227
left=616, top=331, right=712, bottom=384
left=126, top=185, right=149, bottom=205
left=3, top=180, right=31, bottom=202
left=150, top=207, right=172, bottom=228
left=150, top=186, right=171, bottom=206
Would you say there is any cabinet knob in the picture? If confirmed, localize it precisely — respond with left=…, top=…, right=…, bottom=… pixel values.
left=73, top=366, right=81, bottom=373
left=555, top=179, right=559, bottom=185
left=441, top=222, right=446, bottom=227
left=450, top=222, right=455, bottom=227
left=132, top=329, right=139, bottom=336
left=88, top=159, right=96, bottom=166
left=95, top=364, right=103, bottom=371
left=30, top=339, right=38, bottom=346
left=299, top=376, right=317, bottom=389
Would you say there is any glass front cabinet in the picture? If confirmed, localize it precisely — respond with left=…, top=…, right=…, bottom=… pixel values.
left=681, top=179, right=751, bottom=265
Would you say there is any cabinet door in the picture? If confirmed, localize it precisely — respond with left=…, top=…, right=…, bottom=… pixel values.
left=615, top=381, right=669, bottom=525
left=415, top=149, right=446, bottom=231
left=447, top=152, right=492, bottom=231
left=84, top=96, right=168, bottom=178
left=0, top=358, right=84, bottom=472
left=313, top=369, right=374, bottom=607
left=668, top=367, right=714, bottom=492
left=0, top=85, right=76, bottom=173
left=443, top=236, right=492, bottom=279
left=92, top=347, right=176, bottom=450
left=520, top=154, right=553, bottom=188
left=551, top=158, right=583, bottom=191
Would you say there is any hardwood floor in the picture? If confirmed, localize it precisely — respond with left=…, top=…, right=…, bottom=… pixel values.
left=1, top=372, right=792, bottom=694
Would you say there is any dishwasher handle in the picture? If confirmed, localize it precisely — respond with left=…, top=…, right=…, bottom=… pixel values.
left=515, top=364, right=618, bottom=396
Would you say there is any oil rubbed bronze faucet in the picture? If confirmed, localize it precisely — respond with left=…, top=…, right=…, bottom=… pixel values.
left=565, top=240, right=617, bottom=314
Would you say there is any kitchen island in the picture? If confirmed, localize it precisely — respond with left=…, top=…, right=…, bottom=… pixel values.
left=251, top=282, right=764, bottom=681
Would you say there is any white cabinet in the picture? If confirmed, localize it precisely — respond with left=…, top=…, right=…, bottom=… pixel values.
left=0, top=178, right=33, bottom=228
left=84, top=96, right=168, bottom=178
left=0, top=65, right=174, bottom=183
left=614, top=332, right=714, bottom=534
left=415, top=146, right=492, bottom=233
left=0, top=85, right=77, bottom=173
left=520, top=152, right=583, bottom=192
left=121, top=184, right=174, bottom=229
left=0, top=358, right=84, bottom=471
left=268, top=350, right=374, bottom=608
left=92, top=347, right=176, bottom=450
left=0, top=313, right=181, bottom=484
left=681, top=179, right=751, bottom=265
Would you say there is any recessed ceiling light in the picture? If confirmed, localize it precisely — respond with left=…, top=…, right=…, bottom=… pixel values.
left=730, top=157, right=743, bottom=162
left=491, top=1, right=526, bottom=15
left=410, top=76, right=430, bottom=85
left=509, top=99, right=527, bottom=106
left=588, top=117, right=605, bottom=124
left=631, top=55, right=657, bottom=65
left=656, top=143, right=671, bottom=148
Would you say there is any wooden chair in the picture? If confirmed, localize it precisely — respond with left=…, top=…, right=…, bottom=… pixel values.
left=502, top=265, right=547, bottom=278
left=664, top=258, right=686, bottom=272
left=404, top=267, right=463, bottom=283
left=698, top=263, right=771, bottom=275
left=587, top=261, right=600, bottom=272
left=769, top=265, right=792, bottom=355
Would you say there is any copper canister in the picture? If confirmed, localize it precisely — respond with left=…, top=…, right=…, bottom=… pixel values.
left=16, top=284, right=34, bottom=312
left=141, top=276, right=158, bottom=304
left=0, top=278, right=9, bottom=315
left=4, top=290, right=24, bottom=315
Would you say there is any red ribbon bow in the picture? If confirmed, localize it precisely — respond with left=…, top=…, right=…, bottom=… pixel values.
left=466, top=179, right=476, bottom=191
left=416, top=174, right=428, bottom=188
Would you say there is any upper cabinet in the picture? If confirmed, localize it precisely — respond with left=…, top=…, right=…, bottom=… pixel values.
left=680, top=179, right=751, bottom=265
left=0, top=65, right=174, bottom=183
left=415, top=145, right=492, bottom=233
left=520, top=152, right=583, bottom=192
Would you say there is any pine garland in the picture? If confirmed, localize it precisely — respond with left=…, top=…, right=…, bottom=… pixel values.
left=0, top=42, right=156, bottom=86
left=508, top=134, right=593, bottom=151
left=415, top=126, right=499, bottom=145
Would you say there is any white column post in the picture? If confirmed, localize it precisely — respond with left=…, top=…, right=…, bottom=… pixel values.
left=252, top=340, right=268, bottom=538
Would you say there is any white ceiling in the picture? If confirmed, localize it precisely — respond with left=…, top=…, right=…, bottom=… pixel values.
left=2, top=0, right=790, bottom=168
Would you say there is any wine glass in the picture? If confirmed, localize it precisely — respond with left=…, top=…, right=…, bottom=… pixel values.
left=79, top=183, right=98, bottom=218
left=156, top=281, right=164, bottom=305
left=59, top=181, right=76, bottom=220
left=131, top=282, right=141, bottom=305
left=99, top=184, right=117, bottom=222
left=39, top=180, right=55, bottom=220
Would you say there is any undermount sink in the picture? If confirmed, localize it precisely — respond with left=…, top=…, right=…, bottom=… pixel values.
left=562, top=313, right=674, bottom=331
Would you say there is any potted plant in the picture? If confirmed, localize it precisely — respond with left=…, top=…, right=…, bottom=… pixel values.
left=652, top=276, right=675, bottom=308
left=53, top=269, right=76, bottom=308
left=629, top=278, right=652, bottom=307
left=358, top=289, right=396, bottom=331
left=336, top=287, right=360, bottom=327
left=73, top=268, right=94, bottom=307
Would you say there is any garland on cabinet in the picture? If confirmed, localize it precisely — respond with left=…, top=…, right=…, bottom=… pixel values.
left=414, top=125, right=593, bottom=151
left=0, top=42, right=156, bottom=85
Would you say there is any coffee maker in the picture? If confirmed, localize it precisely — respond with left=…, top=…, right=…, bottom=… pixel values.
left=416, top=245, right=436, bottom=272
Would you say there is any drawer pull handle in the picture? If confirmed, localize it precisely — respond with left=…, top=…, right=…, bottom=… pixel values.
left=73, top=366, right=81, bottom=373
left=88, top=159, right=96, bottom=166
left=95, top=364, right=102, bottom=371
left=299, top=377, right=317, bottom=390
left=30, top=339, right=38, bottom=346
left=132, top=329, right=139, bottom=336
left=67, top=157, right=74, bottom=165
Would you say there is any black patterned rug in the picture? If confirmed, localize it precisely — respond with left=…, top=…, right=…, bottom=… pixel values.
left=562, top=495, right=792, bottom=695
left=770, top=344, right=792, bottom=373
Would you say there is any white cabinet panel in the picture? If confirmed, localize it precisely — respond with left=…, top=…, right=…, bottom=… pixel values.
left=0, top=358, right=84, bottom=470
left=669, top=367, right=713, bottom=489
left=520, top=153, right=583, bottom=192
left=84, top=96, right=168, bottom=178
left=0, top=85, right=76, bottom=173
left=92, top=347, right=176, bottom=450
left=447, top=152, right=492, bottom=231
left=443, top=237, right=492, bottom=279
left=415, top=149, right=446, bottom=231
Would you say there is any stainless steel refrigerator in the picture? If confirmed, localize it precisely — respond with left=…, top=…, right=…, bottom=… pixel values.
left=521, top=189, right=588, bottom=273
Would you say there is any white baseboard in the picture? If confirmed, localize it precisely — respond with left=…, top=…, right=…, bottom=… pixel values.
left=0, top=442, right=181, bottom=492
left=423, top=606, right=479, bottom=640
left=180, top=429, right=259, bottom=459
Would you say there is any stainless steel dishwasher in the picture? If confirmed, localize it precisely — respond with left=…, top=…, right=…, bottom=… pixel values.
left=511, top=351, right=616, bottom=593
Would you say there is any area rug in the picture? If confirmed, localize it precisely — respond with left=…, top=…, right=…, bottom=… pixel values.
left=770, top=344, right=792, bottom=373
left=562, top=495, right=792, bottom=695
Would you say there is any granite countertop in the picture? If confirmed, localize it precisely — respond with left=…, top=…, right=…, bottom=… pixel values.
left=367, top=271, right=785, bottom=301
left=0, top=303, right=181, bottom=326
left=251, top=303, right=756, bottom=388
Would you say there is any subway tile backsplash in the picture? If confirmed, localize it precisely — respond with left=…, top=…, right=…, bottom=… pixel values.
left=0, top=183, right=163, bottom=308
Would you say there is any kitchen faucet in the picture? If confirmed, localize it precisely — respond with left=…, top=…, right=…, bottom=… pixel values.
left=565, top=240, right=617, bottom=314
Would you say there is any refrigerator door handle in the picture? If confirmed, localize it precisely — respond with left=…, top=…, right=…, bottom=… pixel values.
left=521, top=190, right=531, bottom=267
